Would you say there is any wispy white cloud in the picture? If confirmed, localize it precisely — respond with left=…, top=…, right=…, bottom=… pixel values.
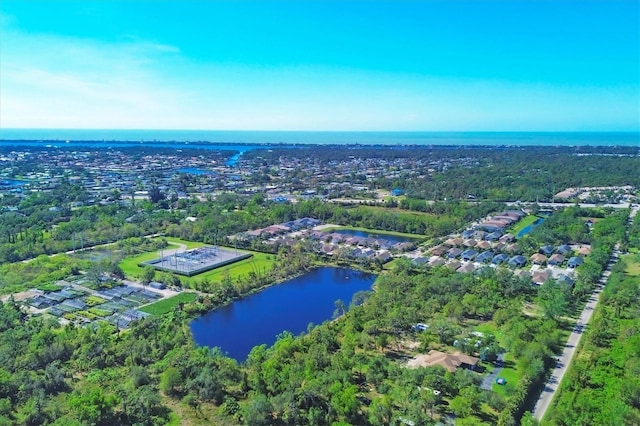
left=1, top=17, right=637, bottom=131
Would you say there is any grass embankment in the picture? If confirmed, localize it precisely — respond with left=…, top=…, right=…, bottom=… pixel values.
left=139, top=293, right=198, bottom=315
left=319, top=225, right=424, bottom=240
left=118, top=237, right=275, bottom=286
left=508, top=214, right=541, bottom=238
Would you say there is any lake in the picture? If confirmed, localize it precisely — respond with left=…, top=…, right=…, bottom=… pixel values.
left=331, top=228, right=418, bottom=243
left=190, top=267, right=376, bottom=361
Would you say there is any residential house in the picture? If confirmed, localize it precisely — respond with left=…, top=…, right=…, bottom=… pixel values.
left=530, top=253, right=548, bottom=265
left=457, top=263, right=476, bottom=273
left=556, top=244, right=572, bottom=256
left=578, top=246, right=592, bottom=256
left=508, top=255, right=527, bottom=268
left=411, top=350, right=480, bottom=373
left=568, top=256, right=584, bottom=268
left=548, top=253, right=565, bottom=266
left=532, top=270, right=551, bottom=285
left=492, top=253, right=510, bottom=265
left=447, top=247, right=463, bottom=259
left=461, top=249, right=479, bottom=261
left=475, top=251, right=494, bottom=263
left=540, top=245, right=555, bottom=256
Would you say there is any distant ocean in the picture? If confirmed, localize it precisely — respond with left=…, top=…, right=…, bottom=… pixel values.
left=0, top=129, right=638, bottom=148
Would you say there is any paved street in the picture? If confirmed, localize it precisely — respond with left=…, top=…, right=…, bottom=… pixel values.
left=531, top=210, right=634, bottom=421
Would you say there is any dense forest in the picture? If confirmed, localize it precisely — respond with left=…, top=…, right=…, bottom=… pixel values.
left=544, top=259, right=640, bottom=425
left=0, top=184, right=498, bottom=264
left=0, top=144, right=637, bottom=425
left=246, top=145, right=640, bottom=202
left=0, top=205, right=632, bottom=425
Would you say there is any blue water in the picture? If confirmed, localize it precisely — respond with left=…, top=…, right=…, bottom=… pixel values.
left=332, top=229, right=418, bottom=243
left=190, top=267, right=376, bottom=361
left=176, top=167, right=215, bottom=175
left=1, top=129, right=638, bottom=147
left=0, top=179, right=29, bottom=187
left=517, top=218, right=545, bottom=238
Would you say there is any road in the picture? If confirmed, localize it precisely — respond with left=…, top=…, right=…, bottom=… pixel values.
left=532, top=246, right=622, bottom=421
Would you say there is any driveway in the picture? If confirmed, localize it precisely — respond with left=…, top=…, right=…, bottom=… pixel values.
left=481, top=353, right=505, bottom=390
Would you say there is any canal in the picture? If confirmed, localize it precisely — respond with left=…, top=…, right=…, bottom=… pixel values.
left=330, top=228, right=418, bottom=243
left=190, top=267, right=376, bottom=361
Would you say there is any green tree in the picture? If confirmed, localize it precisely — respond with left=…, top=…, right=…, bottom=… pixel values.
left=142, top=266, right=156, bottom=285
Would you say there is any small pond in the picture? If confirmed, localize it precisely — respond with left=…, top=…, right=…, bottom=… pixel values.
left=190, top=267, right=376, bottom=361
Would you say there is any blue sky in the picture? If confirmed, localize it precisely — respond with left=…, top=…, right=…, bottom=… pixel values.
left=1, top=0, right=638, bottom=131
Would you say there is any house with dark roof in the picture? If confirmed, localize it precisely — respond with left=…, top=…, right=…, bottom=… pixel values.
left=540, top=245, right=555, bottom=256
left=508, top=255, right=527, bottom=268
left=412, top=256, right=429, bottom=265
left=476, top=251, right=494, bottom=263
left=461, top=249, right=479, bottom=261
left=568, top=256, right=584, bottom=268
left=461, top=229, right=475, bottom=239
left=492, top=253, right=510, bottom=265
left=556, top=244, right=572, bottom=256
left=499, top=233, right=515, bottom=243
left=557, top=274, right=575, bottom=288
left=447, top=247, right=463, bottom=259
left=485, top=231, right=503, bottom=241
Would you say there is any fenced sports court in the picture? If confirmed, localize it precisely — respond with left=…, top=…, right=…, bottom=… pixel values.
left=141, top=246, right=252, bottom=276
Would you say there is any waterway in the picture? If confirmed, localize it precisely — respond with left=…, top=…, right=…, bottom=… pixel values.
left=331, top=229, right=418, bottom=243
left=0, top=179, right=29, bottom=187
left=190, top=266, right=376, bottom=361
left=516, top=217, right=545, bottom=238
left=175, top=167, right=215, bottom=175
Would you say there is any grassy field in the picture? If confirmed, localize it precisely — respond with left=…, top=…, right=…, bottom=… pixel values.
left=139, top=292, right=198, bottom=315
left=118, top=242, right=183, bottom=277
left=508, top=214, right=541, bottom=237
left=622, top=253, right=640, bottom=276
left=186, top=251, right=273, bottom=281
left=118, top=237, right=275, bottom=285
left=319, top=225, right=425, bottom=240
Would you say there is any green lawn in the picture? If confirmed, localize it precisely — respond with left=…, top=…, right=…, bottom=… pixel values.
left=118, top=242, right=182, bottom=277
left=163, top=237, right=205, bottom=250
left=492, top=352, right=520, bottom=395
left=319, top=225, right=424, bottom=240
left=184, top=251, right=274, bottom=283
left=508, top=215, right=541, bottom=238
left=622, top=254, right=640, bottom=276
left=474, top=322, right=522, bottom=396
left=139, top=292, right=198, bottom=315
